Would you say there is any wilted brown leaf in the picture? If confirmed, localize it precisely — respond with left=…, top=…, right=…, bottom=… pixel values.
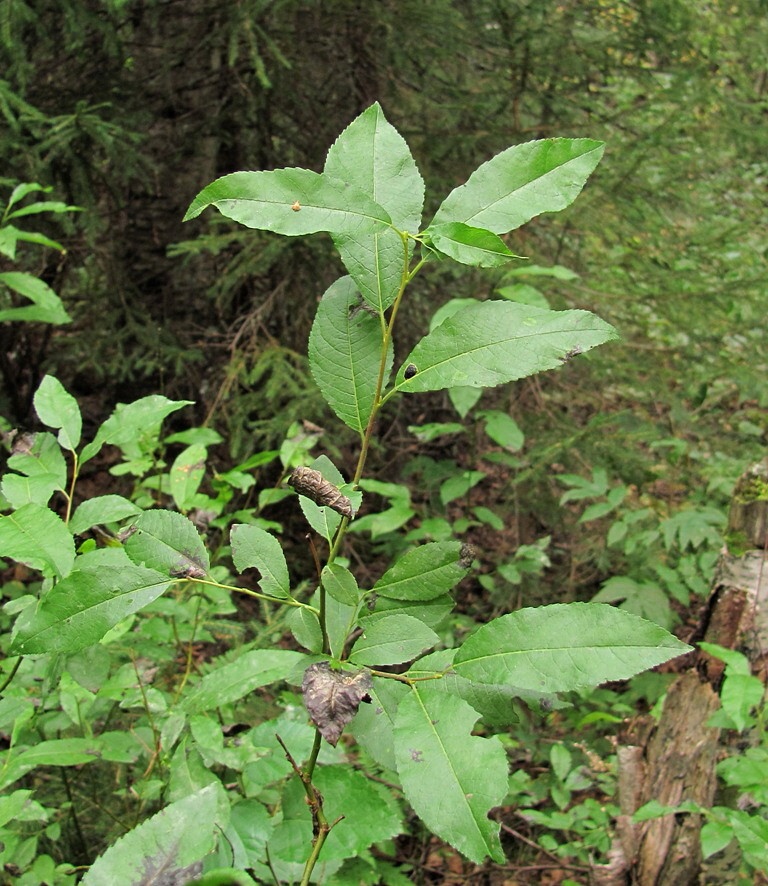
left=301, top=661, right=372, bottom=746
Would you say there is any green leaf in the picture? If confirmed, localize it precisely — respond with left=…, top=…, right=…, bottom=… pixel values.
left=730, top=809, right=768, bottom=870
left=432, top=138, right=604, bottom=233
left=349, top=614, right=439, bottom=666
left=700, top=818, right=734, bottom=860
left=230, top=523, right=290, bottom=598
left=267, top=766, right=402, bottom=866
left=394, top=685, right=507, bottom=863
left=453, top=603, right=692, bottom=693
left=69, top=495, right=142, bottom=535
left=181, top=649, right=307, bottom=714
left=481, top=410, right=525, bottom=451
left=33, top=375, right=82, bottom=451
left=81, top=785, right=220, bottom=886
left=309, top=276, right=390, bottom=433
left=425, top=223, right=519, bottom=267
left=0, top=271, right=71, bottom=324
left=81, top=395, right=193, bottom=465
left=393, top=301, right=618, bottom=393
left=0, top=502, right=75, bottom=578
left=593, top=576, right=672, bottom=629
left=440, top=470, right=485, bottom=506
left=325, top=101, right=424, bottom=311
left=321, top=562, right=360, bottom=606
left=0, top=738, right=102, bottom=792
left=2, top=432, right=67, bottom=508
left=363, top=594, right=455, bottom=631
left=184, top=168, right=391, bottom=236
left=124, top=509, right=209, bottom=578
left=372, top=541, right=469, bottom=601
left=170, top=443, right=207, bottom=511
left=296, top=456, right=354, bottom=541
left=10, top=562, right=172, bottom=654
left=349, top=678, right=408, bottom=771
left=287, top=606, right=323, bottom=653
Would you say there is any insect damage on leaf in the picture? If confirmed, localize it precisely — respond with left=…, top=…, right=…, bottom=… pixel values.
left=302, top=661, right=373, bottom=746
left=288, top=466, right=355, bottom=517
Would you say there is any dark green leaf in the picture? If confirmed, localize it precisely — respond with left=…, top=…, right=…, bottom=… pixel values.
left=309, top=276, right=391, bottom=433
left=372, top=541, right=469, bottom=601
left=10, top=562, right=172, bottom=654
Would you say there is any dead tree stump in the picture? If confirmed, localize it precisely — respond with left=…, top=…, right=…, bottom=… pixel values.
left=592, top=457, right=768, bottom=886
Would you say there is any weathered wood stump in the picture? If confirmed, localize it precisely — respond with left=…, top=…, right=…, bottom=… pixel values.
left=592, top=457, right=768, bottom=885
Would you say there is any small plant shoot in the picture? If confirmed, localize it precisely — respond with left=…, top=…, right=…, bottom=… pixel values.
left=1, top=104, right=692, bottom=883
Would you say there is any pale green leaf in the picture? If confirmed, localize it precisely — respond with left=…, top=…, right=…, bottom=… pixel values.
left=124, top=509, right=209, bottom=578
left=325, top=101, right=424, bottom=311
left=0, top=271, right=70, bottom=324
left=10, top=562, right=172, bottom=654
left=394, top=686, right=507, bottom=863
left=425, top=222, right=519, bottom=267
left=349, top=614, right=439, bottom=666
left=181, top=649, right=307, bottom=714
left=170, top=443, right=207, bottom=511
left=0, top=738, right=102, bottom=792
left=81, top=395, right=192, bottom=465
left=184, top=168, right=391, bottom=236
left=0, top=502, right=75, bottom=578
left=432, top=138, right=604, bottom=233
left=392, top=301, right=618, bottom=393
left=372, top=541, right=469, bottom=601
left=82, top=785, right=220, bottom=886
left=308, top=276, right=390, bottom=433
left=2, top=432, right=67, bottom=508
left=481, top=410, right=525, bottom=451
left=70, top=495, right=142, bottom=535
left=453, top=602, right=692, bottom=693
left=33, top=375, right=82, bottom=451
left=230, top=523, right=290, bottom=598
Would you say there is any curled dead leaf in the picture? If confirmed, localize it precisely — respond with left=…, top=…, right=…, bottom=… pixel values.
left=301, top=661, right=372, bottom=747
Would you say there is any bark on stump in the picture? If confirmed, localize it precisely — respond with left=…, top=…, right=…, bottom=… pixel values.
left=592, top=457, right=768, bottom=886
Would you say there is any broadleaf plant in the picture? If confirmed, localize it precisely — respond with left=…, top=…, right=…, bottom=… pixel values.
left=1, top=103, right=692, bottom=883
